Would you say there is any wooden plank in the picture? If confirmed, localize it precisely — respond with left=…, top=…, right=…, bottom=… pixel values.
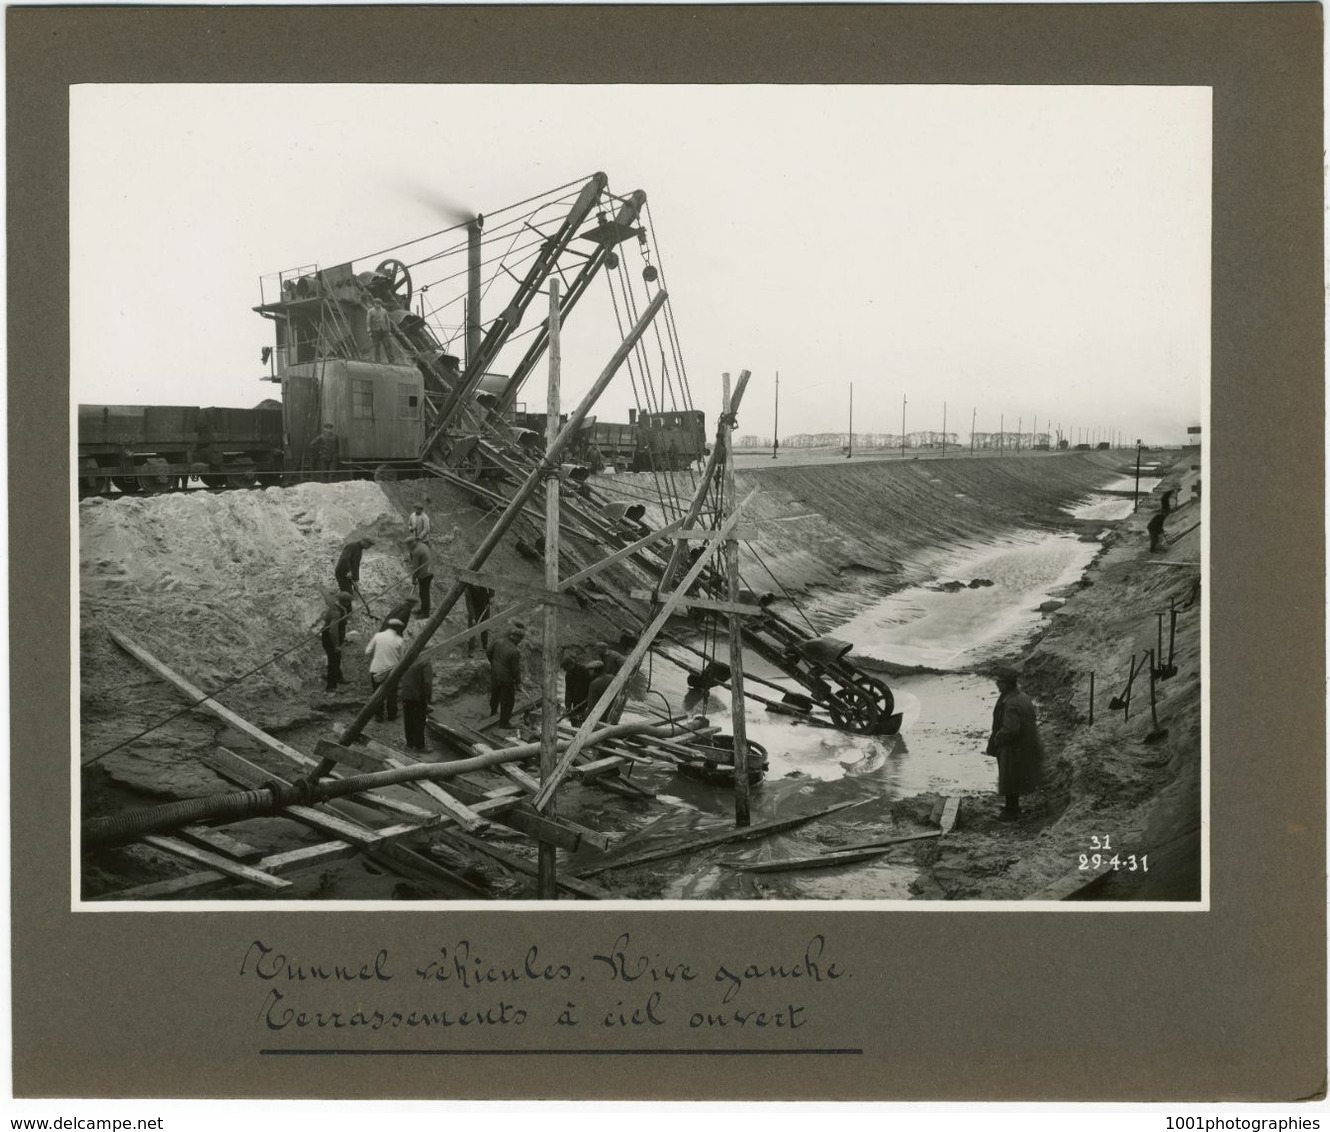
left=449, top=566, right=581, bottom=611
left=938, top=797, right=961, bottom=835
left=500, top=763, right=541, bottom=793
left=556, top=517, right=686, bottom=591
left=107, top=820, right=445, bottom=901
left=570, top=755, right=627, bottom=780
left=438, top=831, right=610, bottom=900
left=204, top=748, right=385, bottom=847
left=628, top=589, right=767, bottom=617
left=178, top=825, right=265, bottom=861
left=418, top=599, right=541, bottom=661
left=442, top=777, right=608, bottom=852
left=387, top=762, right=490, bottom=833
left=815, top=830, right=943, bottom=855
left=106, top=630, right=319, bottom=770
left=360, top=736, right=491, bottom=832
left=141, top=835, right=292, bottom=890
left=574, top=798, right=867, bottom=878
left=319, top=737, right=488, bottom=833
left=733, top=846, right=898, bottom=873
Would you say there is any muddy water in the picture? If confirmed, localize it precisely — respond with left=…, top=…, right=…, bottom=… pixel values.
left=827, top=531, right=1098, bottom=670
left=596, top=531, right=1095, bottom=899
left=1101, top=475, right=1161, bottom=493
left=1066, top=495, right=1134, bottom=520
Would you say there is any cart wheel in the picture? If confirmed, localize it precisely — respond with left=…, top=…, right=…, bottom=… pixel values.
left=137, top=457, right=174, bottom=493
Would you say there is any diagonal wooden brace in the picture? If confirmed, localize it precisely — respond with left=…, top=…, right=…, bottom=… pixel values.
left=531, top=486, right=759, bottom=811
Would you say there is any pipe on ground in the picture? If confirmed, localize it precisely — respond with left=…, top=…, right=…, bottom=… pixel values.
left=82, top=717, right=706, bottom=851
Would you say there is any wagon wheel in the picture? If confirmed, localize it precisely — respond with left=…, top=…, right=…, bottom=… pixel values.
left=79, top=463, right=110, bottom=494
left=111, top=476, right=141, bottom=494
left=200, top=472, right=229, bottom=488
left=375, top=259, right=413, bottom=309
left=137, top=457, right=174, bottom=493
left=227, top=460, right=257, bottom=488
left=824, top=672, right=892, bottom=735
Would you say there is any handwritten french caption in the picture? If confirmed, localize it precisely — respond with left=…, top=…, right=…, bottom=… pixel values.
left=241, top=932, right=845, bottom=1037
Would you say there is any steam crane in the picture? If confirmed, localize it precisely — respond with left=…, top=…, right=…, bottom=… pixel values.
left=253, top=174, right=899, bottom=736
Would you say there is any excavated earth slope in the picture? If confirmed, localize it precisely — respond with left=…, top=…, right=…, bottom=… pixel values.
left=79, top=450, right=1201, bottom=901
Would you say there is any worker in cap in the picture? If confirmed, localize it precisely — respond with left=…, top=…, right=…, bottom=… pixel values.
left=335, top=536, right=375, bottom=596
left=368, top=297, right=392, bottom=361
left=311, top=588, right=353, bottom=691
left=407, top=536, right=434, bottom=616
left=984, top=664, right=1046, bottom=821
left=407, top=503, right=430, bottom=544
left=486, top=622, right=527, bottom=730
left=364, top=617, right=407, bottom=722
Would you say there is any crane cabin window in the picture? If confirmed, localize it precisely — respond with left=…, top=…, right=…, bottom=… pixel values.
left=398, top=383, right=420, bottom=420
left=351, top=379, right=375, bottom=419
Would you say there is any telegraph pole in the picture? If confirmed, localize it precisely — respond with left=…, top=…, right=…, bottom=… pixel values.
left=1017, top=415, right=1022, bottom=455
left=942, top=401, right=947, bottom=457
left=901, top=394, right=907, bottom=461
left=971, top=408, right=976, bottom=456
left=1000, top=413, right=1004, bottom=456
left=772, top=371, right=779, bottom=459
left=847, top=383, right=853, bottom=458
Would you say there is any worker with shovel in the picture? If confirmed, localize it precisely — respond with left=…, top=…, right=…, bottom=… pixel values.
left=334, top=536, right=376, bottom=619
left=311, top=588, right=353, bottom=689
left=985, top=664, right=1046, bottom=822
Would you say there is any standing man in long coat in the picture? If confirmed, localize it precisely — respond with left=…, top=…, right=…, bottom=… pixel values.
left=985, top=664, right=1046, bottom=821
left=399, top=655, right=433, bottom=753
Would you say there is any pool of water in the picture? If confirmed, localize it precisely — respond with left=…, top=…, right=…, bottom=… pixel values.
left=1100, top=476, right=1162, bottom=494
left=1065, top=494, right=1134, bottom=520
left=823, top=531, right=1097, bottom=670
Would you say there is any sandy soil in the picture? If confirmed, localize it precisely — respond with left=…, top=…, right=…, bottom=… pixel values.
left=78, top=450, right=1201, bottom=902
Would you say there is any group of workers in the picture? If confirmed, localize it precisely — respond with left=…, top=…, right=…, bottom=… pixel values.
left=317, top=503, right=437, bottom=751
left=313, top=500, right=635, bottom=752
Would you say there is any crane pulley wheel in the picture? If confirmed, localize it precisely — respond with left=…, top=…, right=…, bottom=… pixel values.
left=374, top=259, right=413, bottom=309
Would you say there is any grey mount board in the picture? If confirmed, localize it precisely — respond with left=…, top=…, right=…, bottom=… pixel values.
left=17, top=3, right=1324, bottom=1103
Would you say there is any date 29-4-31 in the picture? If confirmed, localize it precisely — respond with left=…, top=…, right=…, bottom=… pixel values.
left=1078, top=835, right=1148, bottom=872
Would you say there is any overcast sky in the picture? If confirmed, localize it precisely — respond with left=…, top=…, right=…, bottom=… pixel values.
left=71, top=84, right=1209, bottom=444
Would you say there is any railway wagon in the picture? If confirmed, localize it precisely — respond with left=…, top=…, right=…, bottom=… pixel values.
left=574, top=408, right=707, bottom=472
left=78, top=403, right=285, bottom=494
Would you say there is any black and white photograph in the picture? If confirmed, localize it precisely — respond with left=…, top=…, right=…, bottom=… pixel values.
left=73, top=83, right=1209, bottom=906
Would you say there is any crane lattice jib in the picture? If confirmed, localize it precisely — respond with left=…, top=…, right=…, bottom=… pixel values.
left=421, top=173, right=608, bottom=455
left=489, top=190, right=648, bottom=421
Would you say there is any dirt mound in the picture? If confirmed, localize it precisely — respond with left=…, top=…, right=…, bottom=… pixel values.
left=80, top=482, right=419, bottom=784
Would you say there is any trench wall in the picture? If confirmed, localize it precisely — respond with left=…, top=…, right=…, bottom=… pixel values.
left=78, top=450, right=1137, bottom=795
left=603, top=450, right=1132, bottom=592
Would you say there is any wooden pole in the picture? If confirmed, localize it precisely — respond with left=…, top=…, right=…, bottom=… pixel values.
left=327, top=290, right=669, bottom=759
left=532, top=487, right=759, bottom=811
left=538, top=278, right=562, bottom=898
left=659, top=371, right=751, bottom=589
left=1134, top=441, right=1143, bottom=511
left=722, top=373, right=751, bottom=828
left=1147, top=648, right=1161, bottom=730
